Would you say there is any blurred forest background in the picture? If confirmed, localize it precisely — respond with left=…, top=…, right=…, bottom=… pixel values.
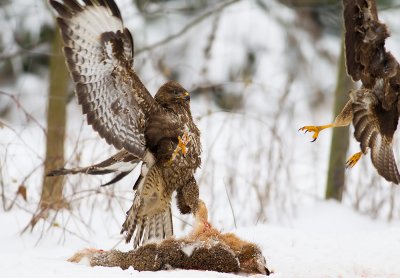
left=1, top=0, right=400, bottom=241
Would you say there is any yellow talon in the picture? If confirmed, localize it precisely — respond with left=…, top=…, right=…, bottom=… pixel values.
left=299, top=124, right=333, bottom=142
left=167, top=132, right=190, bottom=164
left=178, top=133, right=190, bottom=156
left=346, top=151, right=362, bottom=168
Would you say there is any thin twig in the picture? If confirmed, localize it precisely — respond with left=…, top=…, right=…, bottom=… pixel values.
left=0, top=42, right=48, bottom=61
left=0, top=91, right=46, bottom=134
left=135, top=0, right=240, bottom=55
left=223, top=180, right=237, bottom=229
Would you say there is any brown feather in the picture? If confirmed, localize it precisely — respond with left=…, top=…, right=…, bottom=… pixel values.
left=46, top=150, right=140, bottom=186
left=63, top=0, right=83, bottom=12
left=50, top=1, right=73, bottom=18
left=351, top=89, right=400, bottom=183
left=176, top=177, right=199, bottom=214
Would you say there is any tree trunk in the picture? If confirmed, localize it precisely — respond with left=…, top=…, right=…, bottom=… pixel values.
left=325, top=38, right=353, bottom=201
left=40, top=29, right=69, bottom=210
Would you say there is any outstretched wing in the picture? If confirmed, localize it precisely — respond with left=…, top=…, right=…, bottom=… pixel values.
left=47, top=150, right=140, bottom=186
left=343, top=0, right=378, bottom=83
left=351, top=89, right=400, bottom=183
left=343, top=0, right=399, bottom=92
left=50, top=0, right=155, bottom=158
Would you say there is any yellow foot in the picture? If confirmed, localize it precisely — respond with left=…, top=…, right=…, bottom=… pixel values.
left=178, top=132, right=190, bottom=156
left=346, top=151, right=362, bottom=168
left=167, top=132, right=190, bottom=164
left=298, top=124, right=333, bottom=142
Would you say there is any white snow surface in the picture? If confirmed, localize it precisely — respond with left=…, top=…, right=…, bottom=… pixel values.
left=2, top=201, right=400, bottom=278
left=181, top=241, right=202, bottom=257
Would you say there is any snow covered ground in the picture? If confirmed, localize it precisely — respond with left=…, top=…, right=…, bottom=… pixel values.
left=2, top=201, right=400, bottom=278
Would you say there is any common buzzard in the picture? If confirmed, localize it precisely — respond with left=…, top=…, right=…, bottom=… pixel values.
left=48, top=0, right=202, bottom=248
left=300, top=0, right=400, bottom=184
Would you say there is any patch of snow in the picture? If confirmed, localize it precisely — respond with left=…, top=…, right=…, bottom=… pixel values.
left=1, top=201, right=400, bottom=277
left=180, top=242, right=201, bottom=257
left=79, top=256, right=92, bottom=267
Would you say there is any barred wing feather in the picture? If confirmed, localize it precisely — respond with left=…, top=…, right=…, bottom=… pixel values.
left=50, top=0, right=155, bottom=158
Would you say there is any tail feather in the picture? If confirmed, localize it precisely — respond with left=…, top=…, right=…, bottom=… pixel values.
left=371, top=139, right=400, bottom=184
left=155, top=213, right=163, bottom=239
left=164, top=207, right=173, bottom=238
left=148, top=217, right=156, bottom=240
left=122, top=205, right=173, bottom=249
left=120, top=163, right=172, bottom=248
left=123, top=207, right=138, bottom=243
left=133, top=221, right=145, bottom=248
left=351, top=89, right=400, bottom=184
left=142, top=221, right=150, bottom=243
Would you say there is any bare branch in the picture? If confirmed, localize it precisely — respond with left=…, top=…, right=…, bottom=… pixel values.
left=0, top=42, right=48, bottom=61
left=0, top=91, right=46, bottom=134
left=135, top=0, right=240, bottom=55
left=223, top=180, right=237, bottom=229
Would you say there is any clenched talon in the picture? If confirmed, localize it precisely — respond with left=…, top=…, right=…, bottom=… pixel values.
left=167, top=132, right=191, bottom=164
left=178, top=133, right=190, bottom=156
left=346, top=151, right=362, bottom=168
left=299, top=124, right=333, bottom=142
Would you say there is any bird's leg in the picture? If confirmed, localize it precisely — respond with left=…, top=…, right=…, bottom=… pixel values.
left=299, top=99, right=353, bottom=142
left=168, top=132, right=190, bottom=164
left=298, top=124, right=333, bottom=142
left=346, top=151, right=363, bottom=168
left=176, top=177, right=199, bottom=214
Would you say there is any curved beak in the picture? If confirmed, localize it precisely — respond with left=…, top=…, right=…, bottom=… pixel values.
left=182, top=91, right=190, bottom=101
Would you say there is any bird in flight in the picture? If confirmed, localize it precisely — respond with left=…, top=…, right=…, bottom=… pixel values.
left=300, top=0, right=400, bottom=184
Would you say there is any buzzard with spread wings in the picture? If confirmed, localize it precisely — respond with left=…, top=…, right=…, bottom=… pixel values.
left=300, top=0, right=400, bottom=184
left=48, top=0, right=202, bottom=248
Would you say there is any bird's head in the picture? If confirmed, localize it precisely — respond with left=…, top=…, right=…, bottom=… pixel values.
left=155, top=81, right=191, bottom=108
